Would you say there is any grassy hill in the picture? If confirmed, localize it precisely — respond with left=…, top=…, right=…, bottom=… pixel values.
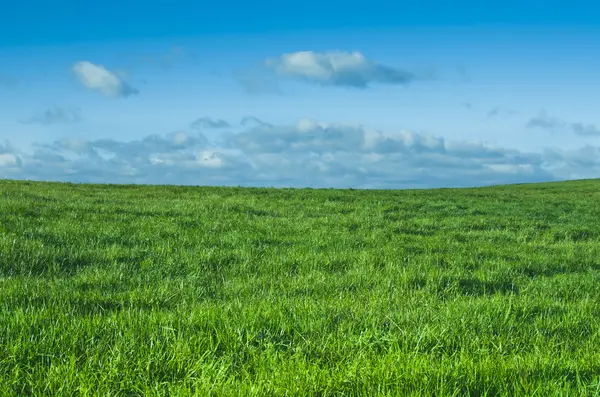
left=1, top=179, right=600, bottom=396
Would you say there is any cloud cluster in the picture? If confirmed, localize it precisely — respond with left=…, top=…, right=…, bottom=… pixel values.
left=72, top=61, right=138, bottom=98
left=23, top=106, right=81, bottom=125
left=527, top=111, right=600, bottom=136
left=265, top=51, right=417, bottom=88
left=4, top=118, right=598, bottom=188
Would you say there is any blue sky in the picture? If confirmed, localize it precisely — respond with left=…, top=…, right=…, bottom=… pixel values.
left=1, top=0, right=600, bottom=188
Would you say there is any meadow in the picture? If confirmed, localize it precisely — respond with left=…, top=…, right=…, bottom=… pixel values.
left=1, top=178, right=600, bottom=396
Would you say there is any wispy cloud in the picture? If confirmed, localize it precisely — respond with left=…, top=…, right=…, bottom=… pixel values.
left=4, top=117, right=597, bottom=188
left=569, top=123, right=600, bottom=137
left=527, top=111, right=600, bottom=136
left=72, top=61, right=139, bottom=98
left=240, top=116, right=272, bottom=128
left=22, top=106, right=81, bottom=125
left=265, top=51, right=419, bottom=89
left=233, top=69, right=281, bottom=95
left=145, top=45, right=186, bottom=69
left=488, top=107, right=519, bottom=118
left=133, top=45, right=197, bottom=70
left=526, top=111, right=563, bottom=131
left=190, top=117, right=231, bottom=130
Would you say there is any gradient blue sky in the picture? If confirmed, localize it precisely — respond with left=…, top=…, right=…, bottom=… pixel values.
left=1, top=0, right=599, bottom=188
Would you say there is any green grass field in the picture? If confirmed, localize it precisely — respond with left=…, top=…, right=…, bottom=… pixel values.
left=1, top=179, right=600, bottom=396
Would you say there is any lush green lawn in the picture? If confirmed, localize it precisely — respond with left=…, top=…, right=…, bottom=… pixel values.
left=1, top=179, right=600, bottom=396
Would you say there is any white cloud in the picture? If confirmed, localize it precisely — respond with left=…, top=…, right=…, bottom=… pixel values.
left=0, top=153, right=18, bottom=167
left=3, top=118, right=600, bottom=188
left=0, top=143, right=21, bottom=174
left=265, top=51, right=417, bottom=88
left=72, top=61, right=138, bottom=98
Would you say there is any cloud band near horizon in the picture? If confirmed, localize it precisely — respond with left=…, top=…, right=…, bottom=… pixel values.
left=2, top=118, right=598, bottom=189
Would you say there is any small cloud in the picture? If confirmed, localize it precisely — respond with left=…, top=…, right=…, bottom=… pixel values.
left=526, top=111, right=564, bottom=131
left=0, top=153, right=19, bottom=167
left=456, top=65, right=471, bottom=83
left=191, top=117, right=231, bottom=130
left=240, top=116, right=272, bottom=128
left=570, top=122, right=600, bottom=137
left=72, top=61, right=139, bottom=98
left=265, top=51, right=418, bottom=88
left=22, top=106, right=81, bottom=125
left=0, top=143, right=21, bottom=169
left=487, top=107, right=500, bottom=117
left=526, top=111, right=600, bottom=136
left=488, top=107, right=519, bottom=118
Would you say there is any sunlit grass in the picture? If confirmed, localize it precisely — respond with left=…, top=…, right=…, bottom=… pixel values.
left=1, top=179, right=600, bottom=395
